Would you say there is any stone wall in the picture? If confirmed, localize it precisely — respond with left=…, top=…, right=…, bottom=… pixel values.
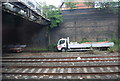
left=2, top=8, right=118, bottom=49
left=2, top=11, right=49, bottom=48
left=50, top=8, right=118, bottom=44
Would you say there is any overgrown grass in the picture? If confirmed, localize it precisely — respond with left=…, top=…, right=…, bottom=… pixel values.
left=48, top=44, right=57, bottom=51
left=79, top=38, right=90, bottom=43
left=97, top=39, right=108, bottom=42
left=80, top=39, right=108, bottom=43
left=30, top=48, right=48, bottom=51
left=108, top=38, right=120, bottom=53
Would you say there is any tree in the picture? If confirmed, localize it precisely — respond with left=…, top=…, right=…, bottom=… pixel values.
left=65, top=2, right=79, bottom=10
left=84, top=1, right=119, bottom=14
left=42, top=5, right=63, bottom=28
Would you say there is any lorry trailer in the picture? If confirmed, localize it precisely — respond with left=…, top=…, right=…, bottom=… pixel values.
left=57, top=37, right=114, bottom=52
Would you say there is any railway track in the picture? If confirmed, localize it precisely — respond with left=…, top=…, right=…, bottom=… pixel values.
left=2, top=53, right=120, bottom=79
left=3, top=63, right=120, bottom=68
left=2, top=55, right=119, bottom=61
left=2, top=55, right=120, bottom=59
left=2, top=55, right=120, bottom=62
left=3, top=72, right=120, bottom=75
left=2, top=52, right=119, bottom=58
left=2, top=59, right=120, bottom=62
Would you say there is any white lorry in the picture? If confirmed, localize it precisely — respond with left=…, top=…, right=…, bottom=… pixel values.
left=57, top=37, right=114, bottom=52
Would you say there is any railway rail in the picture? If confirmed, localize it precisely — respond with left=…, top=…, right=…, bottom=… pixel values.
left=3, top=64, right=120, bottom=68
left=3, top=72, right=120, bottom=75
left=2, top=59, right=120, bottom=63
left=2, top=55, right=120, bottom=59
left=2, top=52, right=119, bottom=57
left=2, top=55, right=120, bottom=62
left=2, top=53, right=120, bottom=79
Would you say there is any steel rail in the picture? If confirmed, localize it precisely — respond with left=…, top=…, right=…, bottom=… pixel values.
left=2, top=59, right=120, bottom=62
left=2, top=72, right=120, bottom=75
left=3, top=64, right=120, bottom=68
left=2, top=56, right=120, bottom=59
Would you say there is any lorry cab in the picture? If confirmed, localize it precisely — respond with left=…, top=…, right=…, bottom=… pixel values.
left=57, top=38, right=68, bottom=52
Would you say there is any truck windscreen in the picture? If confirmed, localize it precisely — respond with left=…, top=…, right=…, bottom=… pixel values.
left=59, top=40, right=65, bottom=45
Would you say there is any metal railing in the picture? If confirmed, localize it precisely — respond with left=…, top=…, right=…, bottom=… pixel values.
left=2, top=2, right=50, bottom=25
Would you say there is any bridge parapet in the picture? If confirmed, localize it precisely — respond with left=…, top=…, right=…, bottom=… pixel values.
left=2, top=1, right=50, bottom=25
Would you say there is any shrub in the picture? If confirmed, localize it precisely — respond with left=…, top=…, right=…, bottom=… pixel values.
left=29, top=48, right=48, bottom=52
left=80, top=38, right=90, bottom=43
left=48, top=44, right=57, bottom=51
left=108, top=38, right=120, bottom=53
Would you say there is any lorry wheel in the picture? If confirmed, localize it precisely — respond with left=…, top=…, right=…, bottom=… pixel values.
left=61, top=48, right=66, bottom=52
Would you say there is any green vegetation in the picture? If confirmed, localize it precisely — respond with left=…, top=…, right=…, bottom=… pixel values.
left=108, top=45, right=119, bottom=53
left=65, top=2, right=79, bottom=10
left=30, top=48, right=48, bottom=51
left=80, top=38, right=109, bottom=43
left=108, top=38, right=120, bottom=53
left=48, top=44, right=57, bottom=51
left=30, top=44, right=57, bottom=52
left=84, top=1, right=119, bottom=14
left=97, top=39, right=108, bottom=42
left=83, top=2, right=94, bottom=8
left=107, top=2, right=119, bottom=14
left=42, top=5, right=63, bottom=28
left=80, top=38, right=90, bottom=43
